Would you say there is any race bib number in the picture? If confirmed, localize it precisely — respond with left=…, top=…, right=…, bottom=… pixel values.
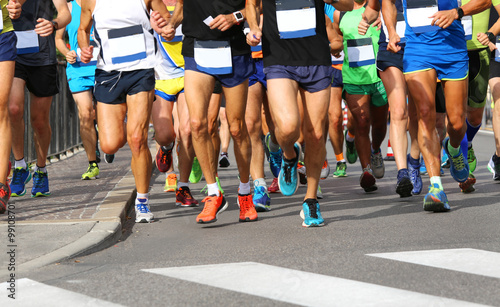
left=347, top=38, right=375, bottom=68
left=406, top=0, right=439, bottom=34
left=15, top=30, right=40, bottom=54
left=276, top=0, right=316, bottom=39
left=194, top=39, right=232, bottom=74
left=108, top=25, right=146, bottom=64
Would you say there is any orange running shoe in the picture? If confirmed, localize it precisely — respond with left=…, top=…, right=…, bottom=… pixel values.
left=196, top=193, right=227, bottom=223
left=268, top=177, right=279, bottom=193
left=176, top=186, right=199, bottom=207
left=238, top=194, right=258, bottom=222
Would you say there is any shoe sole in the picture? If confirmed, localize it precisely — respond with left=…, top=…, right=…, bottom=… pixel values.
left=219, top=159, right=230, bottom=168
left=197, top=199, right=228, bottom=224
left=135, top=217, right=153, bottom=223
left=31, top=192, right=51, bottom=198
left=298, top=172, right=307, bottom=185
left=82, top=176, right=99, bottom=180
left=239, top=216, right=258, bottom=222
left=254, top=204, right=271, bottom=212
left=333, top=173, right=347, bottom=178
left=459, top=176, right=476, bottom=193
left=423, top=201, right=450, bottom=212
left=396, top=177, right=413, bottom=198
left=11, top=189, right=26, bottom=197
left=164, top=187, right=176, bottom=192
left=360, top=173, right=377, bottom=192
left=278, top=172, right=299, bottom=196
left=299, top=209, right=325, bottom=227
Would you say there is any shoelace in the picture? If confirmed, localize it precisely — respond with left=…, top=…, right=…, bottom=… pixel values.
left=137, top=203, right=149, bottom=213
left=0, top=186, right=8, bottom=199
left=11, top=169, right=25, bottom=185
left=269, top=151, right=282, bottom=167
left=409, top=168, right=419, bottom=182
left=239, top=195, right=252, bottom=211
left=451, top=154, right=465, bottom=170
left=179, top=187, right=192, bottom=199
left=33, top=172, right=46, bottom=189
left=200, top=196, right=217, bottom=214
left=307, top=202, right=318, bottom=219
left=373, top=153, right=383, bottom=167
left=337, top=162, right=346, bottom=171
left=283, top=163, right=292, bottom=183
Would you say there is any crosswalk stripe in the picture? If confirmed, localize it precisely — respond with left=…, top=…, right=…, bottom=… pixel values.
left=143, top=262, right=486, bottom=306
left=368, top=248, right=500, bottom=279
left=0, top=278, right=123, bottom=307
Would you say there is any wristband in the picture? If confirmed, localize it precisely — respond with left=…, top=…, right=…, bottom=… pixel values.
left=455, top=7, right=464, bottom=20
left=486, top=32, right=495, bottom=43
left=51, top=20, right=58, bottom=31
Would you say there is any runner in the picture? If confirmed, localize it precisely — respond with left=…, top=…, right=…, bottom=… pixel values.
left=55, top=0, right=100, bottom=181
left=9, top=0, right=70, bottom=198
left=78, top=0, right=171, bottom=222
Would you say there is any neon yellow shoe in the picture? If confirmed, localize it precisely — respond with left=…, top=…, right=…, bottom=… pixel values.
left=164, top=173, right=177, bottom=192
left=82, top=163, right=99, bottom=180
left=189, top=157, right=202, bottom=183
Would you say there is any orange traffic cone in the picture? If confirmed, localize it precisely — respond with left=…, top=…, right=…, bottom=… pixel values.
left=384, top=139, right=395, bottom=161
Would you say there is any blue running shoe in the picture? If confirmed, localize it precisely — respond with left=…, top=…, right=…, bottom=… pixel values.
left=419, top=158, right=427, bottom=175
left=300, top=199, right=324, bottom=227
left=265, top=133, right=282, bottom=178
left=10, top=167, right=31, bottom=197
left=441, top=148, right=450, bottom=168
left=407, top=154, right=422, bottom=195
left=278, top=143, right=300, bottom=196
left=442, top=137, right=469, bottom=183
left=31, top=170, right=50, bottom=197
left=253, top=183, right=271, bottom=212
left=396, top=169, right=413, bottom=198
left=423, top=184, right=450, bottom=212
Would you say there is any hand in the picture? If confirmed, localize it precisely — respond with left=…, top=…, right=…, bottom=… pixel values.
left=210, top=14, right=236, bottom=32
left=477, top=32, right=490, bottom=46
left=489, top=42, right=497, bottom=52
left=6, top=0, right=22, bottom=20
left=430, top=9, right=458, bottom=29
left=66, top=50, right=77, bottom=64
left=35, top=18, right=54, bottom=37
left=246, top=29, right=261, bottom=47
left=372, top=16, right=382, bottom=31
left=150, top=11, right=168, bottom=34
left=161, top=24, right=176, bottom=41
left=387, top=33, right=401, bottom=53
left=79, top=46, right=94, bottom=64
left=358, top=15, right=370, bottom=36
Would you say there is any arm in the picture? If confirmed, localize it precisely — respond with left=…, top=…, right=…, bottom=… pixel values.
left=359, top=0, right=380, bottom=35
left=324, top=0, right=354, bottom=11
left=477, top=3, right=500, bottom=51
left=246, top=0, right=261, bottom=47
left=77, top=0, right=95, bottom=63
left=162, top=0, right=183, bottom=41
left=148, top=0, right=172, bottom=34
left=431, top=0, right=491, bottom=29
left=210, top=8, right=246, bottom=32
left=382, top=0, right=400, bottom=53
left=55, top=2, right=77, bottom=64
left=330, top=10, right=344, bottom=55
left=6, top=0, right=26, bottom=20
left=35, top=0, right=71, bottom=37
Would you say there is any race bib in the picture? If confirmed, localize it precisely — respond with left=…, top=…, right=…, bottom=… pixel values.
left=462, top=16, right=472, bottom=40
left=347, top=38, right=375, bottom=68
left=382, top=12, right=407, bottom=43
left=108, top=25, right=146, bottom=64
left=15, top=30, right=40, bottom=54
left=0, top=13, right=3, bottom=33
left=77, top=41, right=99, bottom=66
left=194, top=39, right=232, bottom=74
left=331, top=50, right=344, bottom=65
left=495, top=37, right=500, bottom=62
left=406, top=0, right=440, bottom=34
left=276, top=0, right=316, bottom=39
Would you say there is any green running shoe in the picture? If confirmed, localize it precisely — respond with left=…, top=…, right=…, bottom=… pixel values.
left=333, top=161, right=347, bottom=177
left=189, top=157, right=203, bottom=183
left=82, top=162, right=99, bottom=180
left=467, top=145, right=477, bottom=173
left=344, top=130, right=358, bottom=164
left=201, top=176, right=224, bottom=195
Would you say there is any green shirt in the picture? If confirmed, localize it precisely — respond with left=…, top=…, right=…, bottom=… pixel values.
left=339, top=6, right=381, bottom=85
left=464, top=0, right=500, bottom=50
left=1, top=0, right=14, bottom=34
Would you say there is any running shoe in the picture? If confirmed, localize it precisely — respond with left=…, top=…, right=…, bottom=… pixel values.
left=219, top=152, right=230, bottom=168
left=164, top=173, right=177, bottom=192
left=370, top=149, right=385, bottom=179
left=31, top=170, right=50, bottom=197
left=299, top=199, right=324, bottom=227
left=81, top=162, right=99, bottom=180
left=297, top=161, right=307, bottom=185
left=278, top=143, right=300, bottom=196
left=265, top=133, right=283, bottom=178
left=196, top=193, right=227, bottom=223
left=320, top=160, right=330, bottom=179
left=268, top=177, right=280, bottom=193
left=420, top=159, right=427, bottom=175
left=441, top=148, right=450, bottom=169
left=189, top=157, right=203, bottom=184
left=487, top=154, right=500, bottom=181
left=407, top=154, right=423, bottom=195
left=0, top=182, right=10, bottom=214
left=253, top=184, right=271, bottom=212
left=156, top=145, right=173, bottom=173
left=443, top=137, right=469, bottom=183
left=317, top=185, right=323, bottom=199
left=360, top=167, right=377, bottom=192
left=459, top=173, right=476, bottom=193
left=176, top=186, right=199, bottom=207
left=238, top=193, right=258, bottom=222
left=344, top=130, right=358, bottom=164
left=135, top=198, right=154, bottom=223
left=10, top=167, right=31, bottom=197
left=395, top=169, right=413, bottom=198
left=104, top=153, right=115, bottom=164
left=333, top=161, right=347, bottom=177
left=467, top=145, right=477, bottom=173
left=423, top=184, right=450, bottom=212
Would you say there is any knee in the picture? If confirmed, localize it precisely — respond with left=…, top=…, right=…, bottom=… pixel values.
left=78, top=110, right=94, bottom=127
left=190, top=117, right=208, bottom=136
left=8, top=104, right=23, bottom=121
left=127, top=132, right=147, bottom=153
left=390, top=107, right=408, bottom=123
left=228, top=118, right=246, bottom=140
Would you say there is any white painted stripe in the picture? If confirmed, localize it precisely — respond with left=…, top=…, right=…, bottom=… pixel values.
left=143, top=262, right=485, bottom=306
left=368, top=248, right=500, bottom=279
left=0, top=278, right=123, bottom=307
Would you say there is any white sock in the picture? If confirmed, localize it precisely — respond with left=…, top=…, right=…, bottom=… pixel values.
left=15, top=158, right=26, bottom=169
left=34, top=165, right=47, bottom=173
left=239, top=181, right=251, bottom=195
left=178, top=181, right=189, bottom=188
left=136, top=192, right=148, bottom=200
left=254, top=178, right=266, bottom=188
left=207, top=183, right=220, bottom=196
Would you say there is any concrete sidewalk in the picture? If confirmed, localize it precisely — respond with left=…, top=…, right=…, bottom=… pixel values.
left=0, top=141, right=141, bottom=279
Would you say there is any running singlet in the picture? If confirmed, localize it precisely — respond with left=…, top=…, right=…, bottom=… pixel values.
left=378, top=0, right=405, bottom=54
left=1, top=0, right=13, bottom=34
left=403, top=0, right=467, bottom=60
left=155, top=6, right=184, bottom=80
left=93, top=0, right=159, bottom=72
left=325, top=3, right=343, bottom=69
left=12, top=0, right=57, bottom=66
left=339, top=6, right=381, bottom=85
left=462, top=0, right=500, bottom=50
left=181, top=0, right=249, bottom=58
left=66, top=1, right=97, bottom=79
left=261, top=0, right=330, bottom=67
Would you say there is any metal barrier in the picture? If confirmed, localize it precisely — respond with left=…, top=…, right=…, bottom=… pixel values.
left=22, top=62, right=83, bottom=164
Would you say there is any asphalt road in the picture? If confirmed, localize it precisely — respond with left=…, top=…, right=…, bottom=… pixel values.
left=5, top=131, right=500, bottom=307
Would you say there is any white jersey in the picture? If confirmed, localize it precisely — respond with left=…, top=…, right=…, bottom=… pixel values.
left=92, top=0, right=159, bottom=72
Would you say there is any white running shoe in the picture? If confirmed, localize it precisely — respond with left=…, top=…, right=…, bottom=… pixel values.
left=370, top=151, right=385, bottom=179
left=135, top=198, right=154, bottom=223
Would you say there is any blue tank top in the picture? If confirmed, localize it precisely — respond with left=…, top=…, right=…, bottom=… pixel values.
left=66, top=1, right=96, bottom=79
left=378, top=0, right=405, bottom=54
left=403, top=0, right=467, bottom=62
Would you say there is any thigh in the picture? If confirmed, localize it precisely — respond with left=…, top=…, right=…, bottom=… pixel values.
left=301, top=86, right=330, bottom=130
left=246, top=82, right=264, bottom=124
left=0, top=61, right=15, bottom=108
left=97, top=102, right=127, bottom=139
left=126, top=90, right=155, bottom=136
left=405, top=69, right=438, bottom=117
left=223, top=80, right=249, bottom=123
left=176, top=92, right=190, bottom=131
left=184, top=70, right=215, bottom=121
left=152, top=95, right=174, bottom=128
left=442, top=78, right=468, bottom=120
left=72, top=90, right=94, bottom=112
left=267, top=78, right=300, bottom=129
